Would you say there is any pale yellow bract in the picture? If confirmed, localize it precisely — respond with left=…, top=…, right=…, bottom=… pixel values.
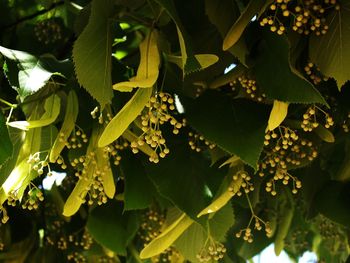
left=49, top=90, right=79, bottom=163
left=267, top=100, right=289, bottom=131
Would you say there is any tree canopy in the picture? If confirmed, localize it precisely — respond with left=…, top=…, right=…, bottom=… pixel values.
left=0, top=0, right=350, bottom=262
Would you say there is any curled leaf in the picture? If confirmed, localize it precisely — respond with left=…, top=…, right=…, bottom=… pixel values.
left=98, top=88, right=152, bottom=147
left=49, top=90, right=79, bottom=162
left=8, top=94, right=61, bottom=130
left=140, top=213, right=193, bottom=259
left=267, top=100, right=289, bottom=131
left=113, top=30, right=160, bottom=90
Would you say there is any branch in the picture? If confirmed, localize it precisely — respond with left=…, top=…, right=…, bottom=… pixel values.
left=0, top=1, right=65, bottom=31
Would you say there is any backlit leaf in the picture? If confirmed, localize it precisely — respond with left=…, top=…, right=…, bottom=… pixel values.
left=309, top=2, right=350, bottom=89
left=73, top=0, right=114, bottom=107
left=0, top=46, right=72, bottom=100
left=0, top=112, right=13, bottom=167
left=267, top=100, right=289, bottom=131
left=98, top=88, right=152, bottom=147
left=209, top=202, right=235, bottom=242
left=174, top=221, right=207, bottom=263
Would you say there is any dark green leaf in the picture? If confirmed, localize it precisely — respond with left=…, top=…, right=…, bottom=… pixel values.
left=87, top=201, right=139, bottom=255
left=253, top=30, right=327, bottom=104
left=120, top=153, right=155, bottom=210
left=182, top=90, right=270, bottom=169
left=205, top=0, right=240, bottom=37
left=314, top=181, right=350, bottom=228
left=154, top=0, right=201, bottom=74
left=309, top=2, right=350, bottom=89
left=144, top=143, right=217, bottom=219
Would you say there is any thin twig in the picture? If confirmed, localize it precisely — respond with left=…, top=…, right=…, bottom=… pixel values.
left=0, top=1, right=65, bottom=31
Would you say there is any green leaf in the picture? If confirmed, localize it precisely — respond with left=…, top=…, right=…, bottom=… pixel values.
left=253, top=30, right=327, bottom=104
left=174, top=221, right=207, bottom=263
left=314, top=125, right=335, bottom=143
left=87, top=201, right=139, bottom=256
left=314, top=181, right=350, bottom=228
left=140, top=213, right=193, bottom=259
left=73, top=0, right=114, bottom=107
left=209, top=203, right=235, bottom=242
left=167, top=54, right=219, bottom=71
left=145, top=143, right=220, bottom=219
left=182, top=90, right=270, bottom=169
left=222, top=0, right=268, bottom=51
left=0, top=128, right=24, bottom=186
left=120, top=152, right=155, bottom=210
left=154, top=0, right=201, bottom=75
left=0, top=112, right=13, bottom=167
left=309, top=2, right=350, bottom=89
left=274, top=192, right=294, bottom=256
left=98, top=88, right=152, bottom=147
left=205, top=0, right=240, bottom=37
left=0, top=46, right=72, bottom=100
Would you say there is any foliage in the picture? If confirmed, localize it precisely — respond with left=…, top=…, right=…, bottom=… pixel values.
left=0, top=0, right=350, bottom=262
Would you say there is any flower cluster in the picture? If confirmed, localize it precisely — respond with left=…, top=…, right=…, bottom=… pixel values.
left=259, top=127, right=317, bottom=195
left=301, top=106, right=334, bottom=132
left=230, top=76, right=266, bottom=102
left=188, top=132, right=216, bottom=152
left=130, top=92, right=184, bottom=163
left=196, top=239, right=226, bottom=262
left=34, top=19, right=62, bottom=44
left=260, top=0, right=339, bottom=36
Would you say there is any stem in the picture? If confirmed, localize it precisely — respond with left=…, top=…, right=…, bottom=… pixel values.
left=0, top=98, right=17, bottom=108
left=245, top=192, right=255, bottom=215
left=128, top=244, right=143, bottom=263
left=0, top=1, right=65, bottom=31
